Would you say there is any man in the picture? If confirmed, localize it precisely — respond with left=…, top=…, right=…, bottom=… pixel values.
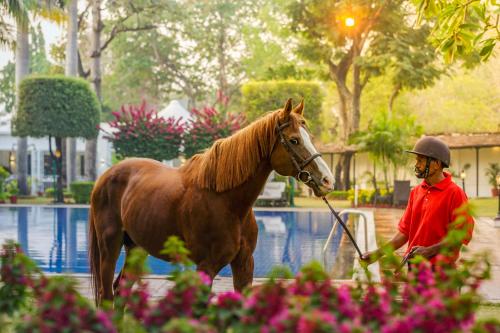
left=361, top=136, right=474, bottom=267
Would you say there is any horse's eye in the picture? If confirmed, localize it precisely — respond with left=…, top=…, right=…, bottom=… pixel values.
left=289, top=138, right=299, bottom=145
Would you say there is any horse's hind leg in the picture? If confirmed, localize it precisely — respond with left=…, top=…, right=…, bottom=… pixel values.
left=113, top=232, right=137, bottom=295
left=95, top=210, right=123, bottom=303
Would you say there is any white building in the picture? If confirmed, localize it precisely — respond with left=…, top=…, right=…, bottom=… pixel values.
left=318, top=133, right=500, bottom=198
left=0, top=112, right=112, bottom=194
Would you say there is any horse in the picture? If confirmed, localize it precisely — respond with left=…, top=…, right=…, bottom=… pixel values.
left=88, top=98, right=334, bottom=305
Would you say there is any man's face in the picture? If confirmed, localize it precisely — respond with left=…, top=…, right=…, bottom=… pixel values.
left=414, top=154, right=441, bottom=179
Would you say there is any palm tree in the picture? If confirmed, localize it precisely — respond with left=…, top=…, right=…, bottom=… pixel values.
left=66, top=0, right=78, bottom=187
left=14, top=0, right=31, bottom=195
left=5, top=0, right=64, bottom=195
left=0, top=0, right=29, bottom=47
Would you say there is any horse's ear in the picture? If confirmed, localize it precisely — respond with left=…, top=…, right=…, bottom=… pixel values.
left=292, top=99, right=304, bottom=115
left=281, top=98, right=293, bottom=120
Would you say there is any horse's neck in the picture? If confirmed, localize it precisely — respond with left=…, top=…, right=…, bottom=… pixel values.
left=224, top=160, right=273, bottom=214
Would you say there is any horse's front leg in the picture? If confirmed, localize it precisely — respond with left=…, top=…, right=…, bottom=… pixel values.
left=230, top=214, right=258, bottom=291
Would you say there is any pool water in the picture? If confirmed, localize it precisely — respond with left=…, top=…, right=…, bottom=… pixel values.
left=0, top=206, right=344, bottom=278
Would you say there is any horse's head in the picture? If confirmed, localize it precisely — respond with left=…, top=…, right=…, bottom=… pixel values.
left=270, top=99, right=334, bottom=197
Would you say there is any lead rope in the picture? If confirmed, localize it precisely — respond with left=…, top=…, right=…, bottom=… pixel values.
left=322, top=196, right=363, bottom=258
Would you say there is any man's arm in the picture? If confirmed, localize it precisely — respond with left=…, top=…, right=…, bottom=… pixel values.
left=361, top=231, right=408, bottom=264
left=411, top=239, right=462, bottom=260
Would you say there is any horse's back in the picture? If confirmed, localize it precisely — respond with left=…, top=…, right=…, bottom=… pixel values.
left=91, top=158, right=180, bottom=213
left=91, top=158, right=185, bottom=255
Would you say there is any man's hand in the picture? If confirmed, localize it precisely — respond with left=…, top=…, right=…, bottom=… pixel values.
left=360, top=249, right=381, bottom=265
left=410, top=245, right=438, bottom=259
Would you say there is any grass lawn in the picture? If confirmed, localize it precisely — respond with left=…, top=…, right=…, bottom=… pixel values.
left=477, top=303, right=500, bottom=320
left=15, top=196, right=75, bottom=205
left=469, top=197, right=498, bottom=217
left=293, top=196, right=351, bottom=209
left=293, top=196, right=497, bottom=216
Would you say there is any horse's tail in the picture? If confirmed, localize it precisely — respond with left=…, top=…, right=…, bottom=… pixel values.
left=88, top=203, right=101, bottom=306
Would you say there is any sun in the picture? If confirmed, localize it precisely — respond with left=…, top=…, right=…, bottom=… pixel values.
left=345, top=17, right=355, bottom=27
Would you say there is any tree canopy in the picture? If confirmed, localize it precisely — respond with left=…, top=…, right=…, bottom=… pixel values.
left=13, top=75, right=100, bottom=138
left=414, top=0, right=499, bottom=63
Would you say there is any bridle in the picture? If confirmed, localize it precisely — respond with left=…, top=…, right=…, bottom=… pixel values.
left=275, top=120, right=364, bottom=259
left=275, top=121, right=323, bottom=189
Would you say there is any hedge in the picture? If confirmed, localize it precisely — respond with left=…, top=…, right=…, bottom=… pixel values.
left=12, top=75, right=100, bottom=139
left=326, top=190, right=349, bottom=200
left=241, top=80, right=324, bottom=136
left=69, top=181, right=95, bottom=204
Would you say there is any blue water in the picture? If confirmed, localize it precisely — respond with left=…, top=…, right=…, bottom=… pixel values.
left=0, top=206, right=343, bottom=277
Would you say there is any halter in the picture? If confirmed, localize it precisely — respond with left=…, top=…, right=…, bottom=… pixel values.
left=276, top=120, right=365, bottom=259
left=275, top=121, right=323, bottom=188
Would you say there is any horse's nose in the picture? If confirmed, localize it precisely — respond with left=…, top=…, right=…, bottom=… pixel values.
left=322, top=176, right=333, bottom=189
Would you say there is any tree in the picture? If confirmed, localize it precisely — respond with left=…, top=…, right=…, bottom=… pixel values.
left=105, top=101, right=185, bottom=161
left=4, top=0, right=64, bottom=195
left=84, top=0, right=159, bottom=181
left=0, top=0, right=29, bottom=47
left=0, top=63, right=15, bottom=114
left=241, top=80, right=324, bottom=136
left=352, top=111, right=422, bottom=192
left=363, top=23, right=445, bottom=117
left=65, top=0, right=78, bottom=188
left=13, top=76, right=100, bottom=202
left=184, top=0, right=259, bottom=110
left=288, top=0, right=434, bottom=190
left=103, top=0, right=266, bottom=112
left=15, top=7, right=30, bottom=196
left=414, top=0, right=499, bottom=63
left=0, top=24, right=61, bottom=115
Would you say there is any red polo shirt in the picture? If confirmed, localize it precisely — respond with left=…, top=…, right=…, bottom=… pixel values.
left=398, top=172, right=474, bottom=264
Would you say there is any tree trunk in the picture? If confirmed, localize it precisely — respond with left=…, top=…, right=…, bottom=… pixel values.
left=15, top=22, right=30, bottom=195
left=388, top=83, right=401, bottom=119
left=217, top=19, right=228, bottom=110
left=329, top=37, right=365, bottom=191
left=342, top=152, right=353, bottom=191
left=86, top=0, right=102, bottom=181
left=333, top=81, right=353, bottom=191
left=334, top=156, right=343, bottom=190
left=61, top=139, right=67, bottom=186
left=55, top=137, right=64, bottom=203
left=66, top=0, right=78, bottom=186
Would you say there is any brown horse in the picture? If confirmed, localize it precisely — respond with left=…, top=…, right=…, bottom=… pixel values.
left=88, top=99, right=334, bottom=305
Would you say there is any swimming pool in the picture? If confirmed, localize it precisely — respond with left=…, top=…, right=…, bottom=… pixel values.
left=0, top=206, right=345, bottom=278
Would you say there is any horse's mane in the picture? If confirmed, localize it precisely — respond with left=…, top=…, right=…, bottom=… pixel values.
left=181, top=110, right=281, bottom=192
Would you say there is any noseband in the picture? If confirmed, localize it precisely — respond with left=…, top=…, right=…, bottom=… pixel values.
left=275, top=121, right=323, bottom=188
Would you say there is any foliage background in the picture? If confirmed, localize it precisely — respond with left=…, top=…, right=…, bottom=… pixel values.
left=241, top=80, right=324, bottom=136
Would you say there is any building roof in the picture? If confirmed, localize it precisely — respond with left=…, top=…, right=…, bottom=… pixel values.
left=434, top=133, right=500, bottom=149
left=316, top=132, right=500, bottom=154
left=316, top=142, right=357, bottom=154
left=158, top=100, right=191, bottom=124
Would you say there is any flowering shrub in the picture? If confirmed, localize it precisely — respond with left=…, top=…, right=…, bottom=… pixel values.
left=105, top=100, right=185, bottom=161
left=183, top=107, right=245, bottom=158
left=0, top=241, right=37, bottom=315
left=0, top=241, right=115, bottom=332
left=1, top=232, right=500, bottom=332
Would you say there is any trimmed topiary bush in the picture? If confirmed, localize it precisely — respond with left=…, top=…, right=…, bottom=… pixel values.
left=12, top=75, right=100, bottom=139
left=241, top=80, right=324, bottom=136
left=70, top=181, right=95, bottom=204
left=12, top=75, right=100, bottom=203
